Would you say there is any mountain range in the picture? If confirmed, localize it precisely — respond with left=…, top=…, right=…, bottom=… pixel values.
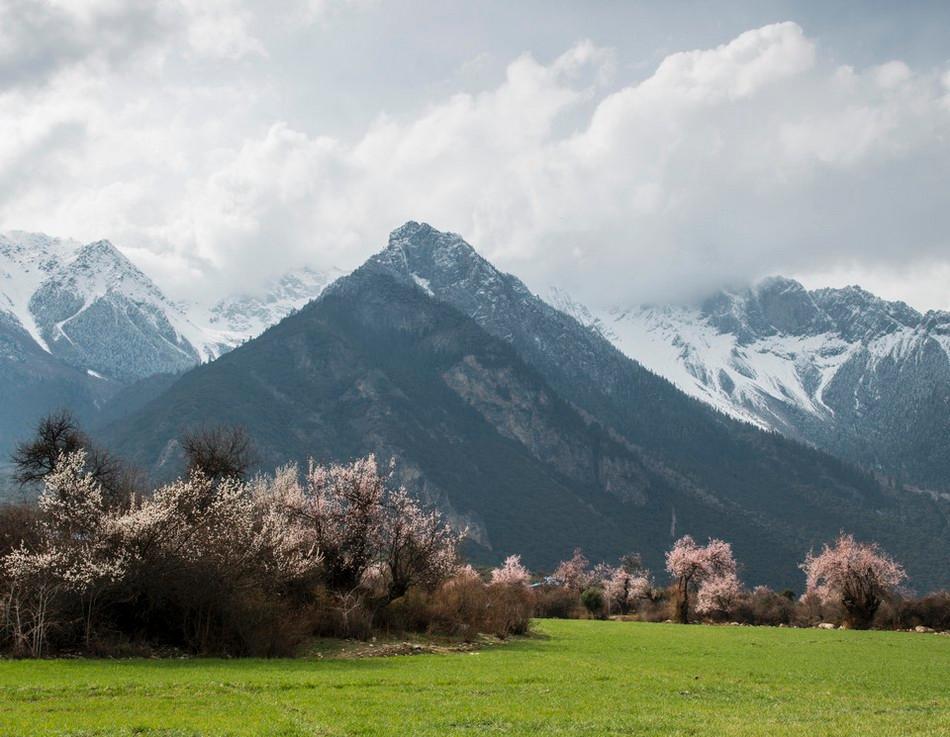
left=1, top=224, right=948, bottom=589
left=89, top=223, right=949, bottom=589
left=566, top=277, right=950, bottom=494
left=0, top=231, right=331, bottom=456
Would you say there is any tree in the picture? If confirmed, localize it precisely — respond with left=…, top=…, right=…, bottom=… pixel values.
left=695, top=573, right=743, bottom=619
left=11, top=411, right=83, bottom=485
left=380, top=489, right=461, bottom=602
left=665, top=535, right=737, bottom=623
left=181, top=426, right=254, bottom=481
left=4, top=451, right=127, bottom=651
left=490, top=555, right=531, bottom=587
left=801, top=533, right=906, bottom=629
left=553, top=548, right=591, bottom=590
left=580, top=587, right=605, bottom=617
left=11, top=411, right=129, bottom=506
left=280, top=455, right=460, bottom=609
left=603, top=566, right=652, bottom=616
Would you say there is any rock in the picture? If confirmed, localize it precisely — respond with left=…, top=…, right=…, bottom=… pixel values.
left=914, top=625, right=936, bottom=633
left=817, top=622, right=837, bottom=630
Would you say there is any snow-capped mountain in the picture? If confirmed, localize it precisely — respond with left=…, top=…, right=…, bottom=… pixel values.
left=585, top=277, right=950, bottom=491
left=205, top=266, right=339, bottom=345
left=0, top=231, right=334, bottom=383
left=1, top=232, right=210, bottom=382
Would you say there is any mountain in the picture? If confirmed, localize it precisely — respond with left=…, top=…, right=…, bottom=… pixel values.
left=591, top=277, right=950, bottom=493
left=0, top=231, right=333, bottom=455
left=0, top=303, right=117, bottom=459
left=0, top=231, right=217, bottom=381
left=203, top=267, right=339, bottom=346
left=99, top=223, right=950, bottom=590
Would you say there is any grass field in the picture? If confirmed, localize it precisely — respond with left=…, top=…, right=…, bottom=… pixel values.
left=0, top=620, right=947, bottom=736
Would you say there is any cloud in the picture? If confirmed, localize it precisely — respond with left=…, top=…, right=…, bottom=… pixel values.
left=1, top=15, right=949, bottom=310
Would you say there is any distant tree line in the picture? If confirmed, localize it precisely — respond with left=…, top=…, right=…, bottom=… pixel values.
left=0, top=413, right=946, bottom=658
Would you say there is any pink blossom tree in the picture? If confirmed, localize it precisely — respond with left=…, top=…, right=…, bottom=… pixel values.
left=603, top=567, right=652, bottom=616
left=490, top=555, right=531, bottom=587
left=5, top=451, right=128, bottom=650
left=801, top=533, right=906, bottom=629
left=665, top=535, right=737, bottom=623
left=553, top=548, right=591, bottom=590
left=695, top=573, right=743, bottom=619
left=280, top=455, right=460, bottom=611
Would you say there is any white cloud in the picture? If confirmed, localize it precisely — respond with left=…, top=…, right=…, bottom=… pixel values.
left=1, top=13, right=949, bottom=310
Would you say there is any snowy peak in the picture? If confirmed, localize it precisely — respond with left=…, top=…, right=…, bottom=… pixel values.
left=378, top=221, right=499, bottom=286
left=370, top=221, right=534, bottom=318
left=598, top=276, right=950, bottom=490
left=0, top=231, right=205, bottom=382
left=207, top=266, right=335, bottom=341
left=702, top=277, right=831, bottom=342
left=811, top=286, right=922, bottom=342
left=700, top=276, right=927, bottom=346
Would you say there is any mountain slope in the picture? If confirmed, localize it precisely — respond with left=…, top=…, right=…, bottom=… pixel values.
left=101, top=224, right=950, bottom=590
left=0, top=307, right=118, bottom=458
left=595, top=277, right=950, bottom=492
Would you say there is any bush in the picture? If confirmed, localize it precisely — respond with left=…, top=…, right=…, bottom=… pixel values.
left=485, top=583, right=534, bottom=637
left=636, top=590, right=674, bottom=622
left=903, top=592, right=950, bottom=630
left=580, top=587, right=605, bottom=618
left=534, top=585, right=580, bottom=619
left=732, top=587, right=795, bottom=626
left=425, top=569, right=491, bottom=640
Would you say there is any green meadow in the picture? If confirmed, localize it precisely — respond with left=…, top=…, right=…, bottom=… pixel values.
left=0, top=619, right=947, bottom=737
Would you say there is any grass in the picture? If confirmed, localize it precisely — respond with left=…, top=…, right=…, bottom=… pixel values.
left=0, top=619, right=947, bottom=736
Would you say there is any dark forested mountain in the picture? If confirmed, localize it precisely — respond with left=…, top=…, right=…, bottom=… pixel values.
left=591, top=277, right=950, bottom=493
left=99, top=223, right=950, bottom=590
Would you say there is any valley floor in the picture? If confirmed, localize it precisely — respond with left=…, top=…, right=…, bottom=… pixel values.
left=0, top=620, right=947, bottom=736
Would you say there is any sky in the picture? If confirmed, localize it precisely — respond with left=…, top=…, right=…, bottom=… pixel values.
left=1, top=0, right=950, bottom=311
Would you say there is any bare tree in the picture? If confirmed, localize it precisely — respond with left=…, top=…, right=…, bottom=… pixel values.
left=11, top=411, right=131, bottom=507
left=11, top=411, right=84, bottom=485
left=181, top=426, right=255, bottom=481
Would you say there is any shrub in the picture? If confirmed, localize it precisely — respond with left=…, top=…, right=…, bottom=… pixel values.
left=885, top=592, right=950, bottom=631
left=425, top=567, right=490, bottom=640
left=485, top=583, right=534, bottom=637
left=534, top=585, right=580, bottom=619
left=580, top=587, right=605, bottom=618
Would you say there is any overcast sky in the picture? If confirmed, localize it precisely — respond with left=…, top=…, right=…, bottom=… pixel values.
left=2, top=0, right=949, bottom=311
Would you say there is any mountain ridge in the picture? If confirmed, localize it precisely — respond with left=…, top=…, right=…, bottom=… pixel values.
left=591, top=275, right=950, bottom=491
left=97, top=222, right=950, bottom=590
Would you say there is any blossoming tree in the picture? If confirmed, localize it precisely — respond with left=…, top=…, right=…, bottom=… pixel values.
left=665, top=535, right=737, bottom=623
left=800, top=533, right=906, bottom=629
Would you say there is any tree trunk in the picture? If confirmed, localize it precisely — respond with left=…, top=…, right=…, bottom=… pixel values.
left=675, top=578, right=690, bottom=624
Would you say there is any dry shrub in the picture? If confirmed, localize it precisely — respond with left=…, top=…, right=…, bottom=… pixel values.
left=377, top=588, right=432, bottom=635
left=876, top=592, right=950, bottom=631
left=732, top=587, right=796, bottom=626
left=425, top=572, right=491, bottom=640
left=636, top=594, right=674, bottom=622
left=534, top=585, right=580, bottom=619
left=484, top=583, right=534, bottom=637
